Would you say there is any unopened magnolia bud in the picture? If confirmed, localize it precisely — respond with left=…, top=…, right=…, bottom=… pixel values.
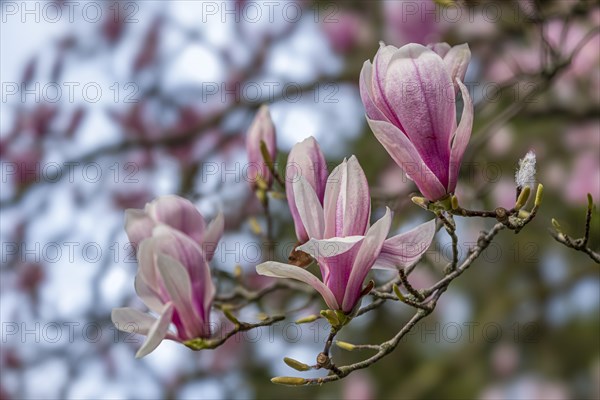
left=588, top=193, right=594, bottom=212
left=451, top=195, right=459, bottom=210
left=335, top=340, right=356, bottom=351
left=320, top=310, right=340, bottom=326
left=515, top=150, right=536, bottom=190
left=393, top=283, right=405, bottom=300
left=552, top=218, right=562, bottom=232
left=257, top=313, right=269, bottom=321
left=411, top=196, right=429, bottom=210
left=284, top=357, right=311, bottom=371
left=246, top=105, right=276, bottom=190
left=295, top=315, right=320, bottom=324
left=515, top=186, right=531, bottom=210
left=271, top=376, right=307, bottom=386
left=534, top=184, right=544, bottom=208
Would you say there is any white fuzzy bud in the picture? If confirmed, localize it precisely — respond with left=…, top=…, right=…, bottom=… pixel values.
left=515, top=150, right=536, bottom=189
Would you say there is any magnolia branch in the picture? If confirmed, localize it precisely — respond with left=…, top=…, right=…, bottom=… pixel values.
left=551, top=194, right=600, bottom=263
left=273, top=207, right=536, bottom=386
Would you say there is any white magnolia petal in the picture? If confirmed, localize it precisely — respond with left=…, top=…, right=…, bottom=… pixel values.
left=112, top=307, right=157, bottom=335
left=448, top=79, right=474, bottom=192
left=156, top=254, right=203, bottom=338
left=256, top=261, right=339, bottom=310
left=374, top=219, right=437, bottom=269
left=204, top=211, right=224, bottom=261
left=135, top=302, right=174, bottom=358
left=293, top=177, right=325, bottom=239
left=297, top=236, right=364, bottom=259
left=134, top=273, right=164, bottom=313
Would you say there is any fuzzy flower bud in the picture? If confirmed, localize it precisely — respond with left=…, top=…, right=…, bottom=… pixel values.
left=515, top=150, right=537, bottom=190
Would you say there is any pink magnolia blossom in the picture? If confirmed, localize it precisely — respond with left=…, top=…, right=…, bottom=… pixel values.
left=257, top=154, right=435, bottom=313
left=246, top=105, right=277, bottom=190
left=360, top=42, right=473, bottom=201
left=113, top=195, right=223, bottom=357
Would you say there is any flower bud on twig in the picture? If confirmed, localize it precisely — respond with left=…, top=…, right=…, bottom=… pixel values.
left=284, top=357, right=311, bottom=371
left=271, top=377, right=307, bottom=386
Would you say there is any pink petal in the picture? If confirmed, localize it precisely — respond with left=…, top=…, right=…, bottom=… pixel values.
left=293, top=177, right=325, bottom=239
left=146, top=195, right=206, bottom=244
left=134, top=273, right=164, bottom=313
left=296, top=236, right=364, bottom=259
left=112, top=307, right=157, bottom=335
left=359, top=60, right=390, bottom=122
left=448, top=80, right=474, bottom=193
left=137, top=238, right=161, bottom=295
left=371, top=43, right=407, bottom=130
left=373, top=219, right=436, bottom=269
left=124, top=209, right=155, bottom=248
left=342, top=208, right=392, bottom=312
left=442, top=43, right=471, bottom=93
left=427, top=42, right=451, bottom=58
left=297, top=236, right=364, bottom=305
left=203, top=212, right=224, bottom=261
left=366, top=117, right=446, bottom=201
left=286, top=137, right=328, bottom=242
left=135, top=302, right=175, bottom=358
left=156, top=254, right=208, bottom=339
left=256, top=261, right=340, bottom=310
left=323, top=157, right=370, bottom=238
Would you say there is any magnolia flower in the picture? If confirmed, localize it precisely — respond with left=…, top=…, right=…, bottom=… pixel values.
left=124, top=195, right=223, bottom=261
left=113, top=195, right=223, bottom=357
left=246, top=105, right=277, bottom=190
left=360, top=42, right=473, bottom=201
left=285, top=136, right=328, bottom=243
left=257, top=155, right=436, bottom=313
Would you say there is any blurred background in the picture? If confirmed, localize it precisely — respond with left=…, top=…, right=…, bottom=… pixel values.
left=1, top=0, right=599, bottom=399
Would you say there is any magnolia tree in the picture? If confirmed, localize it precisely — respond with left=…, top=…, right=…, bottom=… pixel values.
left=111, top=41, right=596, bottom=386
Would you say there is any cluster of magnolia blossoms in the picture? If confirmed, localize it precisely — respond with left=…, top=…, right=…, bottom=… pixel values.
left=112, top=196, right=223, bottom=357
left=257, top=42, right=472, bottom=314
left=113, top=41, right=474, bottom=356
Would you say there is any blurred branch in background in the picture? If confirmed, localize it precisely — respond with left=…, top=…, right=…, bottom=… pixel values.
left=551, top=194, right=600, bottom=263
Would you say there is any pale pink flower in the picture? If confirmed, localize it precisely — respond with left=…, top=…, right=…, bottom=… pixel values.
left=360, top=42, right=473, bottom=201
left=113, top=195, right=223, bottom=357
left=258, top=153, right=435, bottom=313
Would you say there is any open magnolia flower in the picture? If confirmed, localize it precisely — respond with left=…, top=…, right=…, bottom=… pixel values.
left=360, top=42, right=473, bottom=202
left=112, top=196, right=223, bottom=357
left=258, top=154, right=436, bottom=314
